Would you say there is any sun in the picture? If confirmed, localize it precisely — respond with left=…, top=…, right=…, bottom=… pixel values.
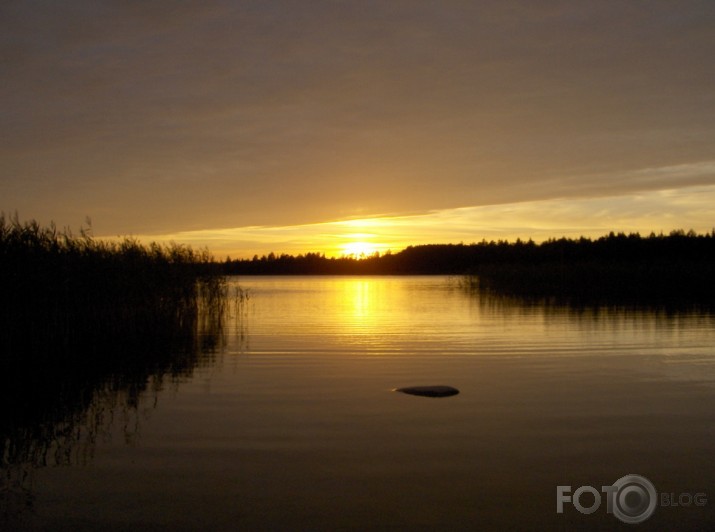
left=341, top=241, right=380, bottom=258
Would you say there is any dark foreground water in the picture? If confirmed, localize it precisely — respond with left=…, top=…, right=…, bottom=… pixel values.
left=3, top=276, right=715, bottom=531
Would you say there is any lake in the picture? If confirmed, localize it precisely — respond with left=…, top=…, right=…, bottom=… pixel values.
left=4, top=276, right=715, bottom=530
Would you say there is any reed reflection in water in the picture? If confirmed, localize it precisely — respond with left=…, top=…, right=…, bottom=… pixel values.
left=3, top=276, right=715, bottom=531
left=0, top=277, right=230, bottom=528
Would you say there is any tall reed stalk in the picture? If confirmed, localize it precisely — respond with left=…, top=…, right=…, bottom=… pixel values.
left=0, top=214, right=226, bottom=357
left=1, top=214, right=229, bottom=513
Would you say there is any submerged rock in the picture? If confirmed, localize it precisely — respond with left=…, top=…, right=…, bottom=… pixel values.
left=394, top=385, right=460, bottom=398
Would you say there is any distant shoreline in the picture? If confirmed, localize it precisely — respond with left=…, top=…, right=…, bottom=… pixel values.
left=2, top=217, right=713, bottom=306
left=223, top=230, right=715, bottom=305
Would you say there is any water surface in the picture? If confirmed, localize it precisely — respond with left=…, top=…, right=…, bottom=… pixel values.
left=4, top=276, right=715, bottom=530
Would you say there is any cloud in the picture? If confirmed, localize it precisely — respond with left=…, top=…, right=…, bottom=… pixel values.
left=117, top=183, right=715, bottom=258
left=2, top=1, right=714, bottom=235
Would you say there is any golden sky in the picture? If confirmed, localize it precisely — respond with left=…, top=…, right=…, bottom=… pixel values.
left=1, top=1, right=714, bottom=258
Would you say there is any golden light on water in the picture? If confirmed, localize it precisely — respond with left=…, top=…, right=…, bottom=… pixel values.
left=348, top=280, right=372, bottom=319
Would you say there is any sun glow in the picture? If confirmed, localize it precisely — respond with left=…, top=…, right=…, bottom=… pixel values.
left=110, top=182, right=715, bottom=259
left=341, top=241, right=381, bottom=258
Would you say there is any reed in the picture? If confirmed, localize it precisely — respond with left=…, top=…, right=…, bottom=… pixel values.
left=0, top=214, right=226, bottom=356
left=0, top=214, right=228, bottom=494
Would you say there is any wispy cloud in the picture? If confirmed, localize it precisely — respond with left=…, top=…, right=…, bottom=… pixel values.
left=2, top=2, right=714, bottom=235
left=114, top=183, right=715, bottom=258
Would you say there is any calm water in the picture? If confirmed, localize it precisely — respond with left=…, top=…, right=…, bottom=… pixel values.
left=4, top=276, right=715, bottom=531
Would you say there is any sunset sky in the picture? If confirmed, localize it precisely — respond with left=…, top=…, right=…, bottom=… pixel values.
left=2, top=1, right=714, bottom=258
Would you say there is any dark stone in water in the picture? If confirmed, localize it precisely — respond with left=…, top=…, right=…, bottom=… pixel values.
left=394, top=385, right=460, bottom=398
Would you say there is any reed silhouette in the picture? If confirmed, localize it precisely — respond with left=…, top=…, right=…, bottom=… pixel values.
left=0, top=215, right=228, bottom=523
left=0, top=214, right=226, bottom=354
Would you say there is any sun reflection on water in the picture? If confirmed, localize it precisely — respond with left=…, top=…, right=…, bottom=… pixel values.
left=350, top=280, right=371, bottom=319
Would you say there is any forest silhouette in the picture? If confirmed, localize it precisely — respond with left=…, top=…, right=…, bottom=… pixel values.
left=224, top=230, right=715, bottom=305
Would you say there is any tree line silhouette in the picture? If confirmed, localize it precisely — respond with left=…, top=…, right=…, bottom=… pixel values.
left=224, top=230, right=714, bottom=274
left=224, top=230, right=715, bottom=304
